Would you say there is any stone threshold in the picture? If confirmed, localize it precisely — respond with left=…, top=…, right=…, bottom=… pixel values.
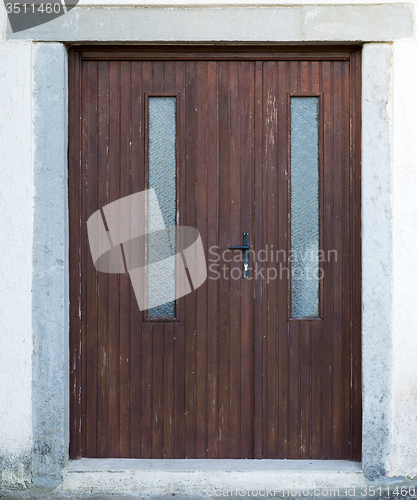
left=59, top=459, right=366, bottom=496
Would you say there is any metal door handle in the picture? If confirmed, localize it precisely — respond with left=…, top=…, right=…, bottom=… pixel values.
left=228, top=232, right=250, bottom=278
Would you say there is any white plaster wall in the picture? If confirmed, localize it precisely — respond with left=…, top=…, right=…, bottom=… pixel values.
left=0, top=39, right=33, bottom=487
left=361, top=43, right=393, bottom=480
left=389, top=35, right=417, bottom=478
left=0, top=2, right=6, bottom=39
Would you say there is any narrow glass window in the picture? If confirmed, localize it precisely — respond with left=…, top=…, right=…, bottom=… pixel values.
left=290, top=97, right=320, bottom=318
left=147, top=97, right=177, bottom=318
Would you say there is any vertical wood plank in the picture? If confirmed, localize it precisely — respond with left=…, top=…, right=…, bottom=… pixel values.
left=239, top=60, right=254, bottom=458
left=129, top=60, right=143, bottom=458
left=351, top=49, right=362, bottom=462
left=341, top=59, right=352, bottom=460
left=150, top=61, right=164, bottom=459
left=321, top=60, right=333, bottom=459
left=310, top=60, right=323, bottom=459
left=163, top=322, right=174, bottom=458
left=140, top=60, right=154, bottom=459
left=184, top=60, right=197, bottom=458
left=195, top=61, right=208, bottom=458
left=217, top=60, right=230, bottom=458
left=69, top=49, right=82, bottom=459
left=152, top=321, right=164, bottom=457
left=141, top=320, right=153, bottom=458
left=85, top=60, right=98, bottom=457
left=299, top=60, right=309, bottom=92
left=107, top=60, right=121, bottom=457
left=311, top=319, right=323, bottom=458
left=253, top=60, right=264, bottom=459
left=206, top=60, right=219, bottom=459
left=300, top=321, right=312, bottom=458
left=288, top=60, right=301, bottom=459
left=332, top=61, right=344, bottom=459
left=228, top=60, right=241, bottom=459
left=96, top=60, right=110, bottom=458
left=174, top=60, right=186, bottom=459
left=162, top=60, right=176, bottom=459
left=299, top=61, right=312, bottom=460
left=261, top=60, right=269, bottom=459
left=119, top=60, right=132, bottom=457
left=81, top=58, right=88, bottom=457
left=277, top=59, right=290, bottom=458
left=265, top=60, right=278, bottom=458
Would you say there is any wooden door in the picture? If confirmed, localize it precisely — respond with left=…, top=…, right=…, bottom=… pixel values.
left=69, top=47, right=361, bottom=460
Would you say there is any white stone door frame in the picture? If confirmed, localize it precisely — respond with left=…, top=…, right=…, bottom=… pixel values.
left=8, top=2, right=412, bottom=486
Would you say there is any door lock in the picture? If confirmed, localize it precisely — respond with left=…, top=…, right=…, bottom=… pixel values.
left=228, top=232, right=250, bottom=278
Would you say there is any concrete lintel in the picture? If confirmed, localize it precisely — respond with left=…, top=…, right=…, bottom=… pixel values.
left=6, top=4, right=414, bottom=43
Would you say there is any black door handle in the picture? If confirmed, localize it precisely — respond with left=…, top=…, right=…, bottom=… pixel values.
left=228, top=232, right=250, bottom=278
left=228, top=245, right=249, bottom=250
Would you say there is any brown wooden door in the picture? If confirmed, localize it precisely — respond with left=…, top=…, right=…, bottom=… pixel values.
left=69, top=47, right=361, bottom=460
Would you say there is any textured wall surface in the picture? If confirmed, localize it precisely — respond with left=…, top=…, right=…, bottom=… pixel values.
left=0, top=40, right=33, bottom=489
left=361, top=43, right=393, bottom=480
left=389, top=36, right=417, bottom=479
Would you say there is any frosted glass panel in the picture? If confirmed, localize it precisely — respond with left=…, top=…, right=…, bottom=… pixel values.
left=147, top=97, right=176, bottom=317
left=290, top=97, right=320, bottom=318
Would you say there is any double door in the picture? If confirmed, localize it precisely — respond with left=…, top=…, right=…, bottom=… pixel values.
left=69, top=47, right=361, bottom=460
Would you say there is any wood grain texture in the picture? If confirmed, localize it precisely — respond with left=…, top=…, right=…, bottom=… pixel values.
left=69, top=47, right=362, bottom=459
